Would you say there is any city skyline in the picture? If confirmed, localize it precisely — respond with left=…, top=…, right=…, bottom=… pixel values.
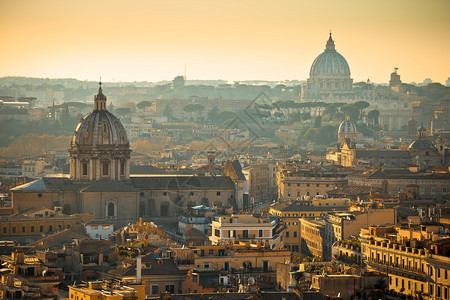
left=1, top=0, right=449, bottom=84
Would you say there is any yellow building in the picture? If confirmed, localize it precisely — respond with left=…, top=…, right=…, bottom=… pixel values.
left=269, top=200, right=349, bottom=254
left=299, top=218, right=326, bottom=259
left=69, top=281, right=145, bottom=300
left=0, top=207, right=91, bottom=244
left=278, top=172, right=347, bottom=200
left=360, top=226, right=450, bottom=299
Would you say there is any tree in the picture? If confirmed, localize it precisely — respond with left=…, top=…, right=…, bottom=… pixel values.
left=163, top=105, right=172, bottom=119
left=136, top=100, right=152, bottom=110
left=114, top=107, right=131, bottom=116
left=208, top=105, right=219, bottom=121
left=183, top=104, right=205, bottom=121
left=314, top=116, right=322, bottom=128
left=215, top=111, right=237, bottom=124
left=317, top=125, right=336, bottom=145
left=340, top=104, right=359, bottom=121
left=119, top=100, right=136, bottom=113
left=353, top=101, right=370, bottom=118
left=368, top=109, right=380, bottom=125
left=304, top=128, right=319, bottom=142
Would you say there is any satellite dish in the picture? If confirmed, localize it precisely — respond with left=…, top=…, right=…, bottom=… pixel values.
left=248, top=277, right=255, bottom=285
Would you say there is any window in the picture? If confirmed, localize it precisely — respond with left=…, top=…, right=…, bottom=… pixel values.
left=163, top=192, right=167, bottom=196
left=285, top=231, right=290, bottom=238
left=102, top=162, right=109, bottom=176
left=49, top=225, right=53, bottom=231
left=288, top=183, right=291, bottom=186
left=82, top=162, right=88, bottom=176
left=190, top=191, right=194, bottom=196
left=217, top=192, right=221, bottom=196
left=151, top=285, right=159, bottom=295
left=2, top=227, right=5, bottom=234
left=107, top=202, right=115, bottom=217
left=259, top=230, right=263, bottom=237
left=165, top=285, right=175, bottom=293
left=12, top=227, right=16, bottom=233
left=40, top=226, right=43, bottom=232
left=293, top=231, right=297, bottom=238
left=30, top=226, right=34, bottom=233
left=120, top=162, right=125, bottom=176
left=38, top=193, right=42, bottom=198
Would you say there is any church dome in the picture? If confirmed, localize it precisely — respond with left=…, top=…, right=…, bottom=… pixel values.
left=309, top=33, right=350, bottom=76
left=408, top=139, right=434, bottom=150
left=408, top=124, right=434, bottom=150
left=338, top=118, right=357, bottom=134
left=71, top=85, right=129, bottom=147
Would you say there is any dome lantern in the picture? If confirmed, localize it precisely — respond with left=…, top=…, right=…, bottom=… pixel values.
left=325, top=32, right=335, bottom=51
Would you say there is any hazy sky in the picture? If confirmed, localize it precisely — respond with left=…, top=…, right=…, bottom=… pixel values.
left=1, top=0, right=449, bottom=84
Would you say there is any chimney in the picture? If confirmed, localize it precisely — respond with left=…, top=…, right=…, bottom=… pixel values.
left=136, top=256, right=142, bottom=283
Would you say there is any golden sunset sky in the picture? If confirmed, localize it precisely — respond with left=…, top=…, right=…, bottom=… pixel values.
left=1, top=0, right=449, bottom=84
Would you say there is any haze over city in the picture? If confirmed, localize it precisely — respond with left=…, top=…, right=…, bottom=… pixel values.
left=0, top=1, right=449, bottom=299
left=1, top=0, right=449, bottom=83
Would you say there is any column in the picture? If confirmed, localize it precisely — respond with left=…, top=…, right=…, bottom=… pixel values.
left=110, top=159, right=116, bottom=180
left=96, top=159, right=101, bottom=180
left=69, top=158, right=74, bottom=179
left=75, top=159, right=80, bottom=179
left=89, top=159, right=93, bottom=181
left=125, top=159, right=130, bottom=179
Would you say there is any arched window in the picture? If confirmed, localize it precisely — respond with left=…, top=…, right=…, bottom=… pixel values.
left=107, top=202, right=116, bottom=218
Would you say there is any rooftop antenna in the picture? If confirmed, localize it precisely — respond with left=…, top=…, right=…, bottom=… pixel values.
left=184, top=64, right=187, bottom=80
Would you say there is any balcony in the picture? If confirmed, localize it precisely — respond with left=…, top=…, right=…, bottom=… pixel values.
left=366, top=259, right=426, bottom=282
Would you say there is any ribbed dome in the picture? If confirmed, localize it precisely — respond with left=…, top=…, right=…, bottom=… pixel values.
left=408, top=139, right=434, bottom=150
left=72, top=110, right=129, bottom=146
left=71, top=85, right=129, bottom=147
left=310, top=34, right=350, bottom=76
left=338, top=119, right=357, bottom=134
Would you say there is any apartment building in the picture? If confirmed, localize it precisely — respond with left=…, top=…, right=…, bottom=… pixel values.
left=209, top=214, right=285, bottom=250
